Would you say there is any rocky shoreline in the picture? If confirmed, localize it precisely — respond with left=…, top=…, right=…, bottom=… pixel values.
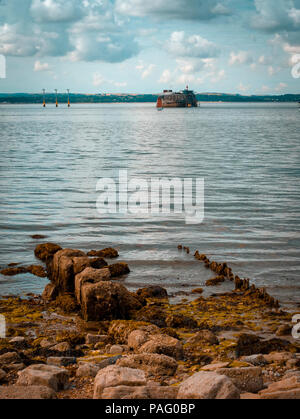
left=0, top=242, right=299, bottom=399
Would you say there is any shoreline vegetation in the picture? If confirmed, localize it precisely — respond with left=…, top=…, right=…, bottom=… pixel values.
left=0, top=242, right=300, bottom=399
left=0, top=93, right=300, bottom=104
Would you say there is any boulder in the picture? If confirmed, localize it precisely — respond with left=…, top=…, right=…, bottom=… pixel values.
left=48, top=249, right=86, bottom=294
left=236, top=333, right=290, bottom=356
left=259, top=376, right=300, bottom=399
left=134, top=306, right=167, bottom=328
left=136, top=286, right=168, bottom=300
left=108, top=321, right=159, bottom=345
left=17, top=364, right=69, bottom=391
left=76, top=280, right=144, bottom=322
left=87, top=248, right=119, bottom=258
left=0, top=385, right=56, bottom=399
left=139, top=334, right=184, bottom=360
left=0, top=351, right=21, bottom=365
left=117, top=354, right=178, bottom=376
left=93, top=365, right=147, bottom=399
left=101, top=384, right=178, bottom=400
left=264, top=352, right=295, bottom=364
left=34, top=243, right=62, bottom=262
left=108, top=263, right=130, bottom=278
left=75, top=268, right=111, bottom=303
left=127, top=330, right=149, bottom=350
left=51, top=342, right=71, bottom=352
left=186, top=330, right=219, bottom=346
left=177, top=371, right=240, bottom=399
left=217, top=367, right=264, bottom=393
left=76, top=363, right=100, bottom=378
left=9, top=336, right=26, bottom=344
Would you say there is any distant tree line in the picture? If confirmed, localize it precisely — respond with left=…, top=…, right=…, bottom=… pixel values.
left=0, top=93, right=299, bottom=104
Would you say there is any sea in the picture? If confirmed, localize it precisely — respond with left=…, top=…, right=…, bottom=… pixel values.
left=0, top=102, right=299, bottom=309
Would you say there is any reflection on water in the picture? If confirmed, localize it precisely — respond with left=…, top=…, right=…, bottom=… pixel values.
left=0, top=103, right=299, bottom=307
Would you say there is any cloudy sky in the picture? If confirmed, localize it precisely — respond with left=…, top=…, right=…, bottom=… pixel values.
left=0, top=0, right=299, bottom=94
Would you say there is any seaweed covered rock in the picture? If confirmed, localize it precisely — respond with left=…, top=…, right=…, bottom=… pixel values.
left=136, top=286, right=168, bottom=300
left=76, top=281, right=144, bottom=321
left=109, top=321, right=159, bottom=345
left=186, top=330, right=219, bottom=346
left=108, top=262, right=130, bottom=278
left=134, top=305, right=167, bottom=328
left=165, top=314, right=198, bottom=329
left=236, top=333, right=292, bottom=356
left=87, top=248, right=119, bottom=259
left=34, top=243, right=62, bottom=262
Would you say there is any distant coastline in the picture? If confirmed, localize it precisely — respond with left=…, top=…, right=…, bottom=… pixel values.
left=0, top=92, right=299, bottom=104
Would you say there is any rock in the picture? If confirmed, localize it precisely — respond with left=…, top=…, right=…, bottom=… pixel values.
left=217, top=367, right=264, bottom=393
left=0, top=385, right=56, bottom=399
left=39, top=337, right=56, bottom=348
left=47, top=357, right=77, bottom=367
left=0, top=266, right=28, bottom=276
left=101, top=385, right=150, bottom=399
left=93, top=365, right=147, bottom=399
left=139, top=334, right=184, bottom=360
left=48, top=249, right=87, bottom=294
left=17, top=364, right=69, bottom=391
left=42, top=283, right=58, bottom=302
left=6, top=363, right=26, bottom=372
left=192, top=288, right=204, bottom=295
left=186, top=330, right=219, bottom=346
left=0, top=351, right=21, bottom=365
left=147, top=385, right=179, bottom=399
left=177, top=371, right=240, bottom=399
left=108, top=262, right=130, bottom=278
left=86, top=334, right=108, bottom=345
left=240, top=392, right=261, bottom=399
left=76, top=280, right=144, bottom=322
left=136, top=286, right=168, bottom=300
left=31, top=234, right=48, bottom=240
left=76, top=363, right=100, bottom=378
left=264, top=352, right=295, bottom=364
left=201, top=362, right=230, bottom=371
left=34, top=243, right=62, bottom=262
left=236, top=333, right=291, bottom=356
left=276, top=324, right=292, bottom=336
left=26, top=265, right=47, bottom=278
left=134, top=306, right=167, bottom=328
left=108, top=321, right=159, bottom=345
left=75, top=268, right=111, bottom=303
left=128, top=330, right=149, bottom=350
left=89, top=258, right=108, bottom=269
left=259, top=376, right=300, bottom=399
left=0, top=368, right=6, bottom=381
left=110, top=345, right=124, bottom=354
left=240, top=354, right=267, bottom=366
left=166, top=314, right=198, bottom=329
left=117, top=354, right=178, bottom=376
left=87, top=248, right=119, bottom=259
left=9, top=336, right=25, bottom=344
left=96, top=356, right=122, bottom=370
left=51, top=342, right=71, bottom=352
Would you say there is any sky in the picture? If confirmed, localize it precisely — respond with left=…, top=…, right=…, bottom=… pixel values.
left=0, top=0, right=300, bottom=94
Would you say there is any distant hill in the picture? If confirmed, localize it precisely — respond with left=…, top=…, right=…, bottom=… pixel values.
left=0, top=92, right=299, bottom=104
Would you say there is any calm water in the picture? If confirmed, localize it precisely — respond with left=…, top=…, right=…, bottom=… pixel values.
left=0, top=103, right=299, bottom=308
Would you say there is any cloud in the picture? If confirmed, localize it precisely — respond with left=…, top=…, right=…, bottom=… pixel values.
left=159, top=69, right=172, bottom=84
left=165, top=31, right=220, bottom=59
left=115, top=0, right=230, bottom=21
left=229, top=51, right=253, bottom=65
left=93, top=72, right=106, bottom=87
left=34, top=60, right=50, bottom=71
left=237, top=82, right=251, bottom=92
left=136, top=62, right=156, bottom=79
left=0, top=0, right=139, bottom=63
left=251, top=0, right=300, bottom=33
